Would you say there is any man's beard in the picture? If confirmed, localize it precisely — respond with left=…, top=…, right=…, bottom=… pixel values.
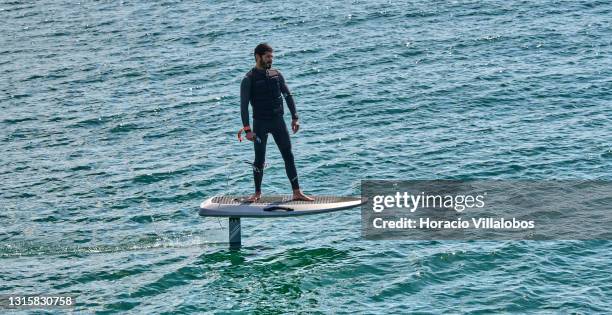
left=265, top=62, right=272, bottom=69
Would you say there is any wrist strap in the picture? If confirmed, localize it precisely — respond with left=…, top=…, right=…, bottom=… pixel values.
left=238, top=127, right=250, bottom=142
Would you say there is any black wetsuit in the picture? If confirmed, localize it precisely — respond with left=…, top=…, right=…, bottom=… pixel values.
left=240, top=67, right=300, bottom=192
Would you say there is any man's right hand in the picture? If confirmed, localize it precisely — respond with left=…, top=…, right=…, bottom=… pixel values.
left=246, top=131, right=255, bottom=142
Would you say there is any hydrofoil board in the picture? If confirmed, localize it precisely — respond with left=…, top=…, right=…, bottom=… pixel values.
left=199, top=195, right=366, bottom=218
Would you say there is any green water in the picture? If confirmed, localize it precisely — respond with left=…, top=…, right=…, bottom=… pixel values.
left=1, top=0, right=611, bottom=313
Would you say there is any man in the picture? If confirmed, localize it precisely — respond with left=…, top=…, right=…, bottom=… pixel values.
left=240, top=43, right=314, bottom=202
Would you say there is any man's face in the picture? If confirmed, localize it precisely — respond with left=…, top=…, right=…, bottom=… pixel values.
left=258, top=51, right=273, bottom=69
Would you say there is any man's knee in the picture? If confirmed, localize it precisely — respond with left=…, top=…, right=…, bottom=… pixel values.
left=251, top=160, right=265, bottom=174
left=253, top=158, right=265, bottom=167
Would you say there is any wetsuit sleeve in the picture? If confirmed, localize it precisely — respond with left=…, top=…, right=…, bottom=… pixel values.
left=240, top=75, right=251, bottom=127
left=278, top=71, right=298, bottom=120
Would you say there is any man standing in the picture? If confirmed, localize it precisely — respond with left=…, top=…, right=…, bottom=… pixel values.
left=240, top=43, right=314, bottom=202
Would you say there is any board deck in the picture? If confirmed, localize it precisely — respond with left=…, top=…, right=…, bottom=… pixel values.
left=199, top=195, right=366, bottom=217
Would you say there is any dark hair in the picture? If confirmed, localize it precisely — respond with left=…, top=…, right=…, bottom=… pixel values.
left=254, top=43, right=273, bottom=60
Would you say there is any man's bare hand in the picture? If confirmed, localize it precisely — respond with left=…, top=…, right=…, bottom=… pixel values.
left=246, top=131, right=256, bottom=141
left=291, top=119, right=300, bottom=134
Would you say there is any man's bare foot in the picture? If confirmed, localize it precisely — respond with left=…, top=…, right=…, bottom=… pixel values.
left=292, top=189, right=314, bottom=201
left=245, top=192, right=261, bottom=202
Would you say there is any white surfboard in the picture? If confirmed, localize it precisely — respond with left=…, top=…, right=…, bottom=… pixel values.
left=199, top=195, right=366, bottom=218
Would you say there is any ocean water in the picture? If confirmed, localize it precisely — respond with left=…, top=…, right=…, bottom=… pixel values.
left=1, top=0, right=611, bottom=313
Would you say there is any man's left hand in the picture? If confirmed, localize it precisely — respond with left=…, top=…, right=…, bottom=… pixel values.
left=291, top=119, right=300, bottom=134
